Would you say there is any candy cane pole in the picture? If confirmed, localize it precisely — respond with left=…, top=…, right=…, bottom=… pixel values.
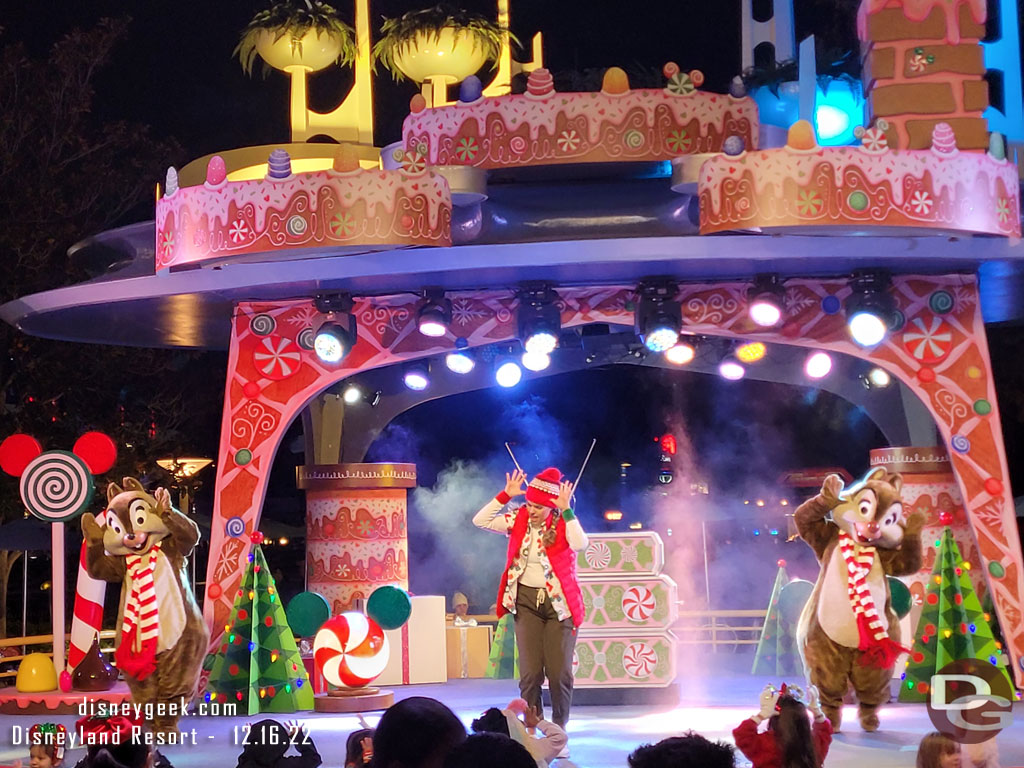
left=51, top=522, right=65, bottom=674
left=68, top=511, right=107, bottom=672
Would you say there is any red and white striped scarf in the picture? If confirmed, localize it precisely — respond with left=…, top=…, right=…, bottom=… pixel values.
left=115, top=543, right=161, bottom=680
left=838, top=531, right=908, bottom=668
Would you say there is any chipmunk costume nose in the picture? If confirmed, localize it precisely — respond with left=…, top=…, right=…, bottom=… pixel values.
left=123, top=531, right=149, bottom=550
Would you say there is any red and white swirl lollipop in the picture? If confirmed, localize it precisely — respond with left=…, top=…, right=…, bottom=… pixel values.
left=314, top=612, right=390, bottom=688
left=622, top=585, right=656, bottom=622
left=623, top=642, right=658, bottom=679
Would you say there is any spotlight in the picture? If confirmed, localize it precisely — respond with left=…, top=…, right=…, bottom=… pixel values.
left=636, top=281, right=681, bottom=352
left=867, top=367, right=891, bottom=388
left=845, top=271, right=895, bottom=347
left=522, top=350, right=551, bottom=371
left=403, top=362, right=430, bottom=391
left=313, top=294, right=356, bottom=364
left=417, top=289, right=451, bottom=338
left=805, top=352, right=833, bottom=379
left=664, top=342, right=695, bottom=365
left=495, top=358, right=522, bottom=388
left=342, top=384, right=362, bottom=404
left=718, top=358, right=745, bottom=380
left=735, top=341, right=766, bottom=363
left=518, top=284, right=561, bottom=355
left=748, top=274, right=785, bottom=328
left=445, top=338, right=475, bottom=374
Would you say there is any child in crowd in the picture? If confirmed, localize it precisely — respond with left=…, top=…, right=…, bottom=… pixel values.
left=917, top=732, right=961, bottom=768
left=733, top=683, right=832, bottom=768
left=234, top=720, right=320, bottom=768
left=70, top=715, right=172, bottom=768
left=28, top=724, right=67, bottom=768
left=471, top=698, right=567, bottom=768
left=344, top=729, right=373, bottom=768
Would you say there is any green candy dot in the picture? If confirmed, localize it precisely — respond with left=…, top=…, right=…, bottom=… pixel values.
left=235, top=448, right=253, bottom=466
left=973, top=399, right=992, bottom=415
left=914, top=47, right=924, bottom=55
left=848, top=191, right=869, bottom=211
left=989, top=561, right=1006, bottom=579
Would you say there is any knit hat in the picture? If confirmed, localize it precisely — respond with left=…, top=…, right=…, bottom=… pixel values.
left=453, top=591, right=468, bottom=608
left=525, top=467, right=562, bottom=508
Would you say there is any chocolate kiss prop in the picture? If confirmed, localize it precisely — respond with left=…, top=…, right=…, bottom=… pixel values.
left=72, top=636, right=119, bottom=691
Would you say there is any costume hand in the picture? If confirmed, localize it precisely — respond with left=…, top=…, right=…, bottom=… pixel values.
left=806, top=685, right=823, bottom=718
left=555, top=480, right=575, bottom=511
left=505, top=469, right=527, bottom=498
left=759, top=685, right=781, bottom=719
left=904, top=510, right=926, bottom=535
left=523, top=705, right=542, bottom=729
left=81, top=513, right=104, bottom=544
left=821, top=474, right=844, bottom=508
left=360, top=736, right=374, bottom=763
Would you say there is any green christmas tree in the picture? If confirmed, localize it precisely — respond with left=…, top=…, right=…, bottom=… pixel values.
left=752, top=562, right=806, bottom=677
left=899, top=527, right=1013, bottom=702
left=486, top=614, right=519, bottom=679
left=206, top=542, right=314, bottom=714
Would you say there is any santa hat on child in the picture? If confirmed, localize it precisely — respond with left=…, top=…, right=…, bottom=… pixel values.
left=525, top=468, right=562, bottom=508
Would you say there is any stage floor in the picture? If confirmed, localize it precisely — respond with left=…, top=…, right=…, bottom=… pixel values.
left=1, top=676, right=1021, bottom=767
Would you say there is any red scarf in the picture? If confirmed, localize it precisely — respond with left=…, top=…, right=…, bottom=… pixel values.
left=838, top=532, right=909, bottom=667
left=116, top=543, right=161, bottom=680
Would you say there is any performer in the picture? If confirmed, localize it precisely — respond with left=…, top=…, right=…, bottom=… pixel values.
left=473, top=467, right=588, bottom=732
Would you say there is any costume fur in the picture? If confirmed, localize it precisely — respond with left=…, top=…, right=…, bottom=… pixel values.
left=795, top=469, right=923, bottom=732
left=81, top=478, right=208, bottom=734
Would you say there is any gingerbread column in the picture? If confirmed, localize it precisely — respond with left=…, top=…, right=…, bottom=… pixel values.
left=298, top=463, right=414, bottom=615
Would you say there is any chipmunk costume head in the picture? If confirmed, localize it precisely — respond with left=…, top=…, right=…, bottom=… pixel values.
left=794, top=468, right=923, bottom=733
left=81, top=478, right=209, bottom=734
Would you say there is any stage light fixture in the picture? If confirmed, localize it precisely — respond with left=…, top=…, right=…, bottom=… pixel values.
left=417, top=289, right=452, bottom=338
left=735, top=341, right=766, bottom=363
left=342, top=384, right=362, bottom=404
left=495, top=358, right=523, bottom=388
left=867, top=367, right=891, bottom=388
left=748, top=274, right=785, bottom=327
left=718, top=358, right=746, bottom=380
left=805, top=352, right=833, bottom=379
left=845, top=271, right=895, bottom=347
left=445, top=338, right=475, bottom=374
left=664, top=342, right=695, bottom=365
left=521, top=350, right=551, bottom=371
left=636, top=281, right=681, bottom=352
left=517, top=284, right=561, bottom=355
left=403, top=362, right=430, bottom=391
left=313, top=294, right=356, bottom=364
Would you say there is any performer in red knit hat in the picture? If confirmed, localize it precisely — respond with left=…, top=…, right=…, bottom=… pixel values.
left=473, top=466, right=588, bottom=739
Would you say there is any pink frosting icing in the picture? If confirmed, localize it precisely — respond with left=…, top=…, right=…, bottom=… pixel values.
left=527, top=68, right=554, bottom=97
left=931, top=122, right=959, bottom=155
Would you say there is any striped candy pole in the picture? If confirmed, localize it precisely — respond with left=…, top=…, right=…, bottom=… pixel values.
left=68, top=511, right=107, bottom=672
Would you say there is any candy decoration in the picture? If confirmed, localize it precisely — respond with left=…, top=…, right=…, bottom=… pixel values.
left=855, top=123, right=889, bottom=153
left=0, top=434, right=43, bottom=476
left=989, top=132, right=1007, bottom=161
left=666, top=72, right=695, bottom=96
left=459, top=75, right=483, bottom=104
left=333, top=145, right=362, bottom=174
left=206, top=155, right=227, bottom=187
left=689, top=70, right=705, bottom=87
left=728, top=76, right=747, bottom=98
left=786, top=120, right=817, bottom=151
left=249, top=314, right=276, bottom=336
left=297, top=327, right=315, bottom=350
left=526, top=68, right=554, bottom=98
left=225, top=516, right=247, bottom=538
left=973, top=399, right=991, bottom=415
left=20, top=451, right=94, bottom=522
left=602, top=67, right=630, bottom=95
left=165, top=167, right=179, bottom=197
left=71, top=635, right=118, bottom=691
left=69, top=511, right=108, bottom=673
left=286, top=215, right=308, bottom=236
left=253, top=335, right=301, bottom=380
left=902, top=316, right=953, bottom=363
left=928, top=290, right=954, bottom=314
left=723, top=136, right=745, bottom=156
left=402, top=151, right=426, bottom=174
left=410, top=93, right=427, bottom=113
left=60, top=669, right=73, bottom=692
left=939, top=510, right=954, bottom=525
left=622, top=642, right=658, bottom=678
left=366, top=585, right=413, bottom=630
left=984, top=477, right=1004, bottom=496
left=72, top=432, right=117, bottom=474
left=909, top=53, right=927, bottom=72
left=16, top=653, right=58, bottom=692
left=286, top=591, right=332, bottom=637
left=662, top=62, right=679, bottom=78
left=848, top=190, right=869, bottom=211
left=235, top=449, right=253, bottom=466
left=622, top=585, right=656, bottom=622
left=314, top=612, right=390, bottom=688
left=584, top=541, right=612, bottom=569
left=930, top=123, right=958, bottom=155
left=951, top=435, right=970, bottom=453
left=266, top=149, right=293, bottom=181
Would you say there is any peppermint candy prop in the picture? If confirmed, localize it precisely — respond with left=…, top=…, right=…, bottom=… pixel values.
left=314, top=612, right=390, bottom=688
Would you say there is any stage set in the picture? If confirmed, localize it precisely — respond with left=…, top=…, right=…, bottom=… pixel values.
left=2, top=0, right=1024, bottom=765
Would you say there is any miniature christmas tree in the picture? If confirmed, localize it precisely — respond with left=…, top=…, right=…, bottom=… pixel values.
left=486, top=614, right=519, bottom=679
left=752, top=560, right=806, bottom=677
left=899, top=527, right=1013, bottom=702
left=205, top=534, right=314, bottom=713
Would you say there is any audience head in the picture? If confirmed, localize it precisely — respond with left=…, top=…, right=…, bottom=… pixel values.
left=443, top=733, right=534, bottom=768
left=628, top=732, right=735, bottom=768
left=235, top=720, right=291, bottom=767
left=470, top=708, right=510, bottom=737
left=29, top=744, right=62, bottom=768
left=768, top=694, right=817, bottom=768
left=81, top=742, right=152, bottom=768
left=373, top=696, right=466, bottom=768
left=917, top=732, right=961, bottom=768
left=346, top=728, right=374, bottom=767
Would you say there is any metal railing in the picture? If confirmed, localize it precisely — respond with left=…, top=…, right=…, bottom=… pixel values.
left=0, top=631, right=118, bottom=679
left=674, top=609, right=767, bottom=651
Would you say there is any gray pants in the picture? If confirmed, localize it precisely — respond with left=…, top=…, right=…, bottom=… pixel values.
left=514, top=584, right=577, bottom=727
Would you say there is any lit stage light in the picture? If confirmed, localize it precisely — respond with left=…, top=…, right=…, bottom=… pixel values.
left=495, top=359, right=522, bottom=388
left=664, top=342, right=695, bottom=365
left=518, top=284, right=561, bottom=355
left=846, top=271, right=895, bottom=347
left=748, top=274, right=785, bottom=328
left=417, top=290, right=451, bottom=338
left=521, top=350, right=551, bottom=371
left=342, top=384, right=362, bottom=404
left=868, top=367, right=891, bottom=387
left=805, top=352, right=833, bottom=379
left=718, top=359, right=745, bottom=380
left=403, top=362, right=430, bottom=391
left=735, top=341, right=766, bottom=363
left=636, top=281, right=681, bottom=352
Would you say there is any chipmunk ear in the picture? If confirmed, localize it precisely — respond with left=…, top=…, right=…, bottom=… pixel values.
left=154, top=487, right=172, bottom=512
left=106, top=482, right=123, bottom=502
left=122, top=477, right=145, bottom=492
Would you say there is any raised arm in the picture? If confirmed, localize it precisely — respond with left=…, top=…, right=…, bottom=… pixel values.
left=795, top=474, right=843, bottom=561
left=473, top=470, right=526, bottom=535
left=155, top=487, right=201, bottom=557
left=555, top=481, right=588, bottom=551
left=81, top=513, right=126, bottom=582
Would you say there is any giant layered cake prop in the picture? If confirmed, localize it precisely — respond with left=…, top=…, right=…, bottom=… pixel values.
left=400, top=64, right=759, bottom=170
left=699, top=0, right=1019, bottom=237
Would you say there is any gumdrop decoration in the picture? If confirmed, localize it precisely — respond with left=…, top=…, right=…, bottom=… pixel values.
left=526, top=68, right=554, bottom=98
left=266, top=149, right=293, bottom=181
left=723, top=136, right=745, bottom=156
left=333, top=145, right=361, bottom=174
left=729, top=76, right=747, bottom=98
left=206, top=155, right=227, bottom=187
left=165, top=167, right=179, bottom=197
left=988, top=132, right=1006, bottom=161
left=601, top=67, right=630, bottom=95
left=410, top=93, right=427, bottom=113
left=930, top=122, right=958, bottom=156
left=459, top=75, right=483, bottom=104
left=786, top=120, right=818, bottom=151
left=72, top=636, right=119, bottom=692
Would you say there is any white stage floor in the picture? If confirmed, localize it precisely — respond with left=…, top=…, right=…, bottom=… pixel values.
left=1, top=676, right=1021, bottom=767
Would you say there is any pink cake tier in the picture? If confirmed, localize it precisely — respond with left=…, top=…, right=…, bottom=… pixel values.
left=156, top=168, right=452, bottom=271
left=698, top=144, right=1020, bottom=237
left=402, top=88, right=758, bottom=169
left=0, top=683, right=132, bottom=715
